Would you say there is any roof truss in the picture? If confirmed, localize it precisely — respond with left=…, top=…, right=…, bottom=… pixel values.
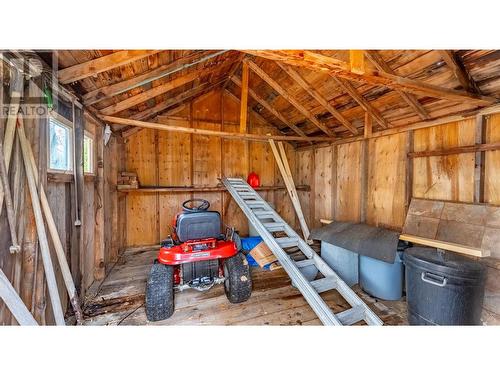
left=58, top=50, right=160, bottom=84
left=82, top=50, right=225, bottom=105
left=365, top=50, right=431, bottom=120
left=244, top=50, right=497, bottom=105
left=246, top=59, right=335, bottom=137
left=99, top=59, right=233, bottom=116
left=276, top=61, right=359, bottom=135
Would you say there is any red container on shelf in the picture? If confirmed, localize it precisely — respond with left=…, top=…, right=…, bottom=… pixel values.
left=247, top=172, right=260, bottom=188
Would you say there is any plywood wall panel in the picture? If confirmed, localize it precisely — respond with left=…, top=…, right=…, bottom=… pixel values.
left=336, top=142, right=361, bottom=222
left=297, top=150, right=314, bottom=227
left=157, top=118, right=192, bottom=240
left=485, top=113, right=500, bottom=204
left=222, top=121, right=248, bottom=234
left=274, top=141, right=297, bottom=231
left=45, top=182, right=69, bottom=314
left=192, top=92, right=223, bottom=218
left=82, top=181, right=96, bottom=290
left=126, top=129, right=158, bottom=246
left=367, top=133, right=407, bottom=230
left=313, top=146, right=335, bottom=227
left=413, top=119, right=475, bottom=202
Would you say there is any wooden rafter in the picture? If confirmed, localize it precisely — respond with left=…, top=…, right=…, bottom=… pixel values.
left=222, top=53, right=244, bottom=90
left=58, top=50, right=160, bottom=84
left=231, top=76, right=307, bottom=137
left=349, top=50, right=365, bottom=74
left=440, top=50, right=482, bottom=94
left=276, top=61, right=359, bottom=135
left=364, top=112, right=372, bottom=138
left=246, top=59, right=335, bottom=137
left=131, top=79, right=225, bottom=121
left=101, top=115, right=337, bottom=143
left=121, top=84, right=225, bottom=137
left=82, top=50, right=225, bottom=105
left=244, top=50, right=497, bottom=105
left=223, top=89, right=275, bottom=128
left=100, top=61, right=232, bottom=116
left=332, top=77, right=390, bottom=129
left=365, top=50, right=431, bottom=120
left=239, top=62, right=249, bottom=133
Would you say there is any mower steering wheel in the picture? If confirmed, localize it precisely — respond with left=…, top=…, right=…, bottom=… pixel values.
left=182, top=198, right=210, bottom=213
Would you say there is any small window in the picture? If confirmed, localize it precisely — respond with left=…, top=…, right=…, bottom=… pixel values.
left=83, top=133, right=94, bottom=174
left=49, top=117, right=73, bottom=172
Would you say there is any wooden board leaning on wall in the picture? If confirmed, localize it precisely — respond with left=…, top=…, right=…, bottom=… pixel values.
left=401, top=198, right=500, bottom=258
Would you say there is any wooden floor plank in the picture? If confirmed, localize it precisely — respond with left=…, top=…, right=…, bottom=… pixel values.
left=83, top=246, right=407, bottom=325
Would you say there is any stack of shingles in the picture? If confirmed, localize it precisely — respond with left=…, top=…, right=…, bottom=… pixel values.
left=117, top=172, right=139, bottom=189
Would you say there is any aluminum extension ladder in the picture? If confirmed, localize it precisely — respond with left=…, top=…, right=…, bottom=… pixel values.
left=222, top=177, right=383, bottom=326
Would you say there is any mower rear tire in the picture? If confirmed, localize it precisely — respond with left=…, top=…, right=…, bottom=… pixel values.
left=224, top=253, right=252, bottom=303
left=145, top=262, right=174, bottom=321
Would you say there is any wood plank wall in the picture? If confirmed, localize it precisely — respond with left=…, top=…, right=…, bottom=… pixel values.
left=0, top=73, right=119, bottom=324
left=298, top=113, right=500, bottom=325
left=123, top=90, right=296, bottom=247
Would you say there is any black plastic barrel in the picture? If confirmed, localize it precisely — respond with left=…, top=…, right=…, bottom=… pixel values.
left=404, top=247, right=486, bottom=325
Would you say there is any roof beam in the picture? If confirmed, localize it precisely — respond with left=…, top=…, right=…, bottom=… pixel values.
left=246, top=59, right=335, bottom=137
left=101, top=115, right=337, bottom=143
left=276, top=61, right=359, bottom=135
left=332, top=77, right=390, bottom=129
left=222, top=53, right=244, bottom=90
left=349, top=50, right=365, bottom=74
left=58, top=50, right=160, bottom=84
left=223, top=89, right=275, bottom=128
left=244, top=50, right=497, bottom=105
left=82, top=50, right=226, bottom=105
left=99, top=61, right=232, bottom=116
left=440, top=50, right=482, bottom=94
left=365, top=50, right=431, bottom=120
left=130, top=79, right=224, bottom=121
left=121, top=83, right=224, bottom=137
left=231, top=76, right=307, bottom=137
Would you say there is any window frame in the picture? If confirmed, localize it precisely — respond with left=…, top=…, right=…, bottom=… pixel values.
left=83, top=130, right=96, bottom=176
left=47, top=113, right=74, bottom=174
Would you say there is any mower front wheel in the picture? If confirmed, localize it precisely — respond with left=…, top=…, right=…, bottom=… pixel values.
left=224, top=253, right=252, bottom=304
left=145, top=262, right=174, bottom=322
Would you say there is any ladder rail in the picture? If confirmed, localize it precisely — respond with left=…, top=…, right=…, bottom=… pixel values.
left=224, top=179, right=341, bottom=325
left=222, top=177, right=383, bottom=326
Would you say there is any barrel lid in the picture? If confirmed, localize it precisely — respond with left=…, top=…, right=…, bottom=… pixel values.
left=404, top=247, right=486, bottom=279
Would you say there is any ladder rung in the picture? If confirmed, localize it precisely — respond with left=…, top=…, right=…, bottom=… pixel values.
left=336, top=305, right=366, bottom=326
left=247, top=202, right=266, bottom=208
left=263, top=222, right=285, bottom=232
left=240, top=192, right=257, bottom=197
left=310, top=277, right=337, bottom=293
left=254, top=211, right=274, bottom=219
left=295, top=259, right=315, bottom=269
left=275, top=237, right=299, bottom=248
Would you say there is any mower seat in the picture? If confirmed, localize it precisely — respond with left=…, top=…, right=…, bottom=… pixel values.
left=176, top=211, right=222, bottom=242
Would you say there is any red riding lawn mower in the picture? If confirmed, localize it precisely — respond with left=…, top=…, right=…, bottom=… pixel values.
left=146, top=198, right=252, bottom=321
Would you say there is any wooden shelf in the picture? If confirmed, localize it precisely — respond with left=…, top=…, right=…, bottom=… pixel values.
left=117, top=185, right=311, bottom=193
left=399, top=234, right=490, bottom=258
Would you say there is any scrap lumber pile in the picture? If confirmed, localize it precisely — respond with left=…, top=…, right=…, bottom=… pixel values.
left=249, top=241, right=282, bottom=270
left=117, top=171, right=139, bottom=189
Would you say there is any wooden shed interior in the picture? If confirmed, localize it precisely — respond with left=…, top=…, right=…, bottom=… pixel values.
left=1, top=49, right=500, bottom=326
